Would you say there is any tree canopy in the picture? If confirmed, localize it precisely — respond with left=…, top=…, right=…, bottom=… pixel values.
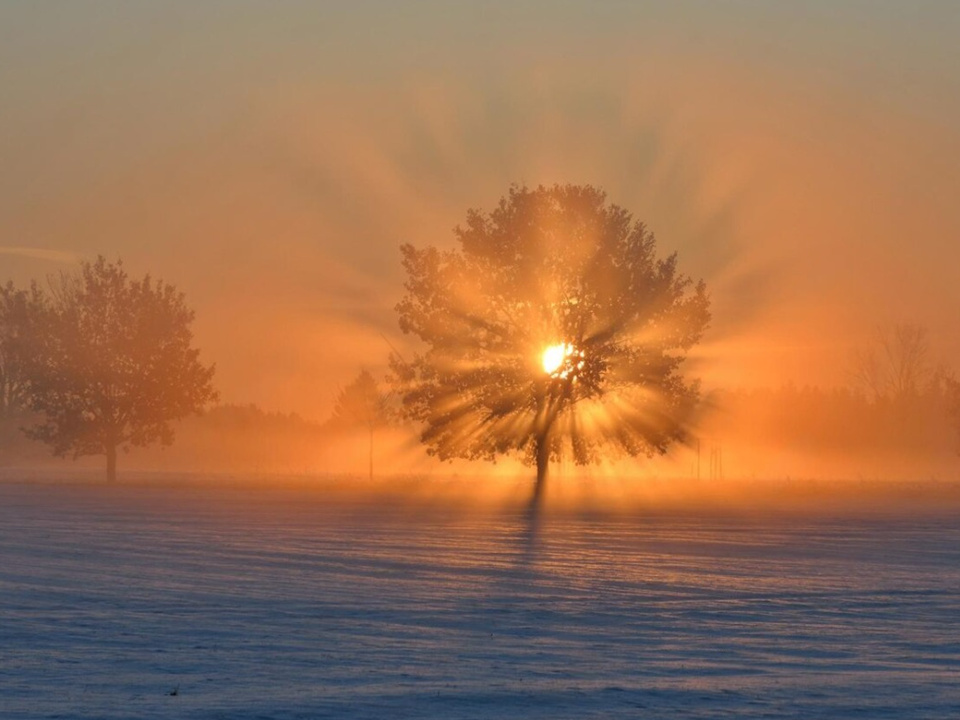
left=23, top=257, right=218, bottom=481
left=392, top=184, right=711, bottom=496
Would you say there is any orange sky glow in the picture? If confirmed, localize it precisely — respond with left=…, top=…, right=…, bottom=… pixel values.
left=2, top=2, right=959, bottom=422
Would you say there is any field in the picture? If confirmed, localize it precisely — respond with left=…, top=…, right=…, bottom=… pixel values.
left=2, top=476, right=959, bottom=719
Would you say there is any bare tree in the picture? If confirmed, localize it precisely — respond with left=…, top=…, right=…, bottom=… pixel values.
left=948, top=377, right=960, bottom=455
left=851, top=323, right=931, bottom=403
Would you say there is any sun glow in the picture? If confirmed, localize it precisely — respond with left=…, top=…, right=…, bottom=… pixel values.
left=542, top=342, right=584, bottom=378
left=542, top=344, right=568, bottom=374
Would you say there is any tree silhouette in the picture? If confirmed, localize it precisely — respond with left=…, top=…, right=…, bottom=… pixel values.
left=851, top=323, right=932, bottom=404
left=328, top=369, right=391, bottom=480
left=392, top=184, right=711, bottom=500
left=23, top=257, right=218, bottom=481
left=0, top=281, right=45, bottom=418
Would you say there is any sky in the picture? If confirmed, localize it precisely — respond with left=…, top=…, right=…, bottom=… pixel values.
left=2, top=1, right=959, bottom=421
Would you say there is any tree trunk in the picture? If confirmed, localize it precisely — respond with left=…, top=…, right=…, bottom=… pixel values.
left=533, top=431, right=549, bottom=506
left=106, top=443, right=117, bottom=483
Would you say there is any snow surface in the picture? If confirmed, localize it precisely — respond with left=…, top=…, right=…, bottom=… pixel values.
left=1, top=478, right=959, bottom=719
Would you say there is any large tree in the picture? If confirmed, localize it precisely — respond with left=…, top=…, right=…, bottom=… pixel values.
left=328, top=368, right=391, bottom=480
left=24, top=257, right=218, bottom=481
left=392, top=184, right=711, bottom=500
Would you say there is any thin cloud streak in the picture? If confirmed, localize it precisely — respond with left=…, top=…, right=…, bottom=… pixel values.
left=0, top=246, right=81, bottom=264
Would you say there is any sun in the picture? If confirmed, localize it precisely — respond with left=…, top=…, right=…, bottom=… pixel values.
left=542, top=343, right=569, bottom=374
left=542, top=342, right=585, bottom=379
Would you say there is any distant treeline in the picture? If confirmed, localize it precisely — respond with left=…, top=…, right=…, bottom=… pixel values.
left=0, top=404, right=312, bottom=471
left=0, top=402, right=406, bottom=476
left=715, top=378, right=957, bottom=456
